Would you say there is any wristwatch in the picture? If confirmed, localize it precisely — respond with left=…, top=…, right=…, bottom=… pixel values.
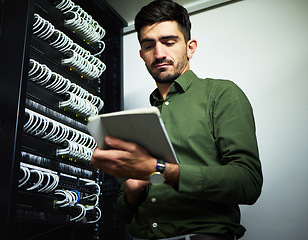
left=149, top=159, right=166, bottom=184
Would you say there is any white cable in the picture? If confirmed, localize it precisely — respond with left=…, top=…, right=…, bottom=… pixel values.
left=53, top=124, right=69, bottom=143
left=29, top=59, right=103, bottom=116
left=26, top=169, right=44, bottom=191
left=42, top=121, right=60, bottom=142
left=45, top=174, right=59, bottom=193
left=24, top=109, right=97, bottom=162
left=45, top=73, right=65, bottom=91
left=55, top=0, right=75, bottom=14
left=69, top=190, right=79, bottom=205
left=86, top=206, right=101, bottom=224
left=19, top=166, right=31, bottom=188
left=19, top=163, right=59, bottom=192
left=54, top=188, right=86, bottom=222
left=37, top=171, right=51, bottom=192
left=82, top=181, right=102, bottom=223
left=43, top=173, right=59, bottom=193
left=61, top=50, right=105, bottom=79
left=57, top=140, right=93, bottom=162
left=59, top=92, right=99, bottom=116
left=93, top=41, right=105, bottom=56
left=23, top=110, right=35, bottom=132
left=27, top=113, right=43, bottom=135
left=32, top=14, right=106, bottom=79
left=84, top=182, right=100, bottom=206
left=70, top=83, right=88, bottom=98
left=33, top=14, right=55, bottom=40
left=28, top=59, right=40, bottom=76
left=70, top=203, right=86, bottom=222
left=29, top=59, right=72, bottom=95
left=55, top=189, right=70, bottom=207
left=58, top=1, right=106, bottom=45
left=55, top=189, right=77, bottom=207
left=86, top=93, right=104, bottom=111
left=25, top=110, right=88, bottom=147
left=28, top=60, right=101, bottom=116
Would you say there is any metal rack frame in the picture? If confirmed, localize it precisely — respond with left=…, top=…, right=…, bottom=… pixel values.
left=0, top=0, right=127, bottom=239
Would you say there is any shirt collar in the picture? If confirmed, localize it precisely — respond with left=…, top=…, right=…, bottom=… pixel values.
left=150, top=70, right=197, bottom=106
left=173, top=70, right=196, bottom=92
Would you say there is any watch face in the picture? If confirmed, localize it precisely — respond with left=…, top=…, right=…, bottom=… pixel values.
left=150, top=172, right=165, bottom=184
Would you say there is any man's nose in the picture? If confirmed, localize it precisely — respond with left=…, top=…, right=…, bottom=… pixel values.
left=154, top=43, right=166, bottom=59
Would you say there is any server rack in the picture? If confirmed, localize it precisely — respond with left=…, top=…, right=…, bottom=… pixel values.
left=0, top=0, right=127, bottom=239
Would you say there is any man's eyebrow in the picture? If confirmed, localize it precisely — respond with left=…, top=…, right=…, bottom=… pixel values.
left=140, top=38, right=155, bottom=45
left=159, top=35, right=179, bottom=41
left=140, top=35, right=179, bottom=45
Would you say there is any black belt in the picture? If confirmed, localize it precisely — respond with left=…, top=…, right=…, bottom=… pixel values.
left=185, top=233, right=234, bottom=240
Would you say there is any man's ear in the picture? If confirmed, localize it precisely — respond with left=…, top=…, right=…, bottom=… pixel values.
left=187, top=39, right=197, bottom=59
left=139, top=49, right=144, bottom=61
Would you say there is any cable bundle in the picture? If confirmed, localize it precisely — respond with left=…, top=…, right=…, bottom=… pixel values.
left=19, top=163, right=59, bottom=193
left=61, top=49, right=106, bottom=79
left=24, top=109, right=96, bottom=162
left=83, top=182, right=102, bottom=224
left=29, top=59, right=71, bottom=95
left=54, top=189, right=86, bottom=222
left=28, top=59, right=104, bottom=116
left=32, top=13, right=106, bottom=80
left=57, top=139, right=94, bottom=162
left=83, top=182, right=100, bottom=208
left=21, top=151, right=94, bottom=178
left=54, top=181, right=101, bottom=223
left=55, top=189, right=81, bottom=208
left=19, top=163, right=102, bottom=223
left=60, top=92, right=98, bottom=116
left=70, top=83, right=104, bottom=111
left=55, top=0, right=106, bottom=46
left=32, top=13, right=55, bottom=40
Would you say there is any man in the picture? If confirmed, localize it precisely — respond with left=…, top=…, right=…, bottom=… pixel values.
left=91, top=0, right=263, bottom=239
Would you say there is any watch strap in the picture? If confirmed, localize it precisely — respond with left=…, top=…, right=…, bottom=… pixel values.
left=156, top=159, right=166, bottom=173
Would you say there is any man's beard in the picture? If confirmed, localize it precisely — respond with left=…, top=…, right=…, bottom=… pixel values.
left=147, top=56, right=187, bottom=84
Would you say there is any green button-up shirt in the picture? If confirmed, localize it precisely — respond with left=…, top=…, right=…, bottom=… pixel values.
left=117, top=70, right=263, bottom=239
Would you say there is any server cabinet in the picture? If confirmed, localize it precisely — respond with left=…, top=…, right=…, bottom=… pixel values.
left=0, top=0, right=127, bottom=239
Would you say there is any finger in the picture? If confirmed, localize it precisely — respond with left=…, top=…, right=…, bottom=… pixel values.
left=91, top=148, right=126, bottom=176
left=105, top=136, right=139, bottom=152
left=91, top=147, right=127, bottom=162
left=125, top=179, right=149, bottom=188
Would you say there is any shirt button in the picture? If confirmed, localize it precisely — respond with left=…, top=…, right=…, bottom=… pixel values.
left=151, top=198, right=156, bottom=203
left=164, top=101, right=169, bottom=106
left=152, top=222, right=158, bottom=228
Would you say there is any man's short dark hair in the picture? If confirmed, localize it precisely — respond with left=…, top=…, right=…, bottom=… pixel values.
left=134, top=0, right=191, bottom=43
